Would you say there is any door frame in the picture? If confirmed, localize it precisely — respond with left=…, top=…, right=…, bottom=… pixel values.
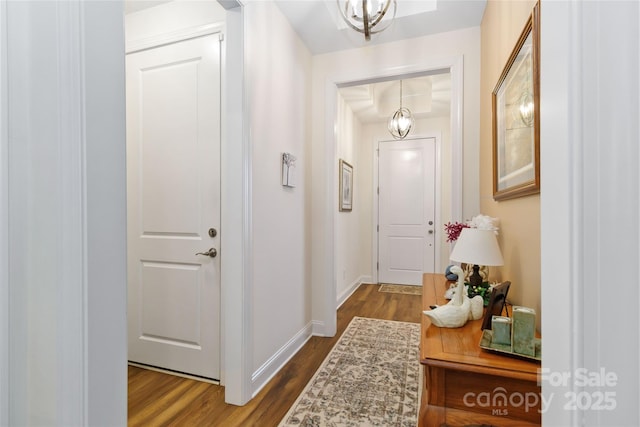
left=372, top=134, right=442, bottom=284
left=323, top=58, right=464, bottom=337
left=218, top=2, right=252, bottom=406
left=124, top=2, right=251, bottom=405
left=0, top=1, right=8, bottom=421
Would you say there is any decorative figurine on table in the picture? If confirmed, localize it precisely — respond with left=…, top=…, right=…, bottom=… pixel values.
left=424, top=265, right=484, bottom=328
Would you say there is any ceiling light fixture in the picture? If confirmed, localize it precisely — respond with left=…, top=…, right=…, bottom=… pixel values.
left=337, top=0, right=396, bottom=41
left=388, top=80, right=414, bottom=139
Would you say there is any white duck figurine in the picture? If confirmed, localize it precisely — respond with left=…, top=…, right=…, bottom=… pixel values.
left=423, top=265, right=484, bottom=328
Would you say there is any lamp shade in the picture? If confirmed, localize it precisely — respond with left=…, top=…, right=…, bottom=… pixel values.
left=449, top=228, right=504, bottom=267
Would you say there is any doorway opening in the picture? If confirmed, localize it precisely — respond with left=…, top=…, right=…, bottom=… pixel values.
left=328, top=64, right=462, bottom=326
left=123, top=0, right=251, bottom=405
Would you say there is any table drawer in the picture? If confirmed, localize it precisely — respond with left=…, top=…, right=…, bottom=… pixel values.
left=443, top=369, right=541, bottom=424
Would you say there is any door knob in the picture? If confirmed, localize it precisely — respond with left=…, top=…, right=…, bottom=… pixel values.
left=196, top=248, right=217, bottom=258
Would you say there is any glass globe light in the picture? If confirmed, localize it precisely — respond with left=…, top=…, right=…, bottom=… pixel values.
left=388, top=80, right=414, bottom=140
left=337, top=0, right=396, bottom=41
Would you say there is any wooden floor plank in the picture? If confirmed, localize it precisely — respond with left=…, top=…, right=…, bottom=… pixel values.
left=128, top=283, right=422, bottom=426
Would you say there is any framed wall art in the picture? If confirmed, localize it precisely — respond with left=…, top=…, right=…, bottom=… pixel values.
left=492, top=3, right=540, bottom=201
left=339, top=159, right=353, bottom=212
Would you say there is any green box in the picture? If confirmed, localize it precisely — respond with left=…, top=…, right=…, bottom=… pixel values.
left=491, top=316, right=512, bottom=346
left=512, top=306, right=536, bottom=356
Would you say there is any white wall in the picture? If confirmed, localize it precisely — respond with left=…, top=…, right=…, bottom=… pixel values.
left=311, top=27, right=480, bottom=333
left=243, top=1, right=313, bottom=394
left=335, top=94, right=369, bottom=304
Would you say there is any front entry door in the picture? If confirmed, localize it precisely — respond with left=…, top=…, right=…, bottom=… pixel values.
left=378, top=138, right=436, bottom=285
left=126, top=34, right=221, bottom=380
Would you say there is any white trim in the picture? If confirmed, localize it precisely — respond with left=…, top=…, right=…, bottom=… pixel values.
left=56, top=2, right=86, bottom=423
left=542, top=2, right=640, bottom=425
left=540, top=3, right=579, bottom=425
left=371, top=139, right=379, bottom=284
left=0, top=0, right=9, bottom=423
left=433, top=132, right=443, bottom=272
left=372, top=134, right=442, bottom=283
left=449, top=56, right=463, bottom=223
left=83, top=1, right=127, bottom=423
left=326, top=57, right=464, bottom=335
left=337, top=275, right=370, bottom=308
left=323, top=78, right=338, bottom=338
left=126, top=22, right=225, bottom=54
left=250, top=322, right=313, bottom=398
left=219, top=3, right=252, bottom=405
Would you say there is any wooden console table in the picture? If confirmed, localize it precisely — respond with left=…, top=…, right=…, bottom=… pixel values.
left=419, top=273, right=541, bottom=427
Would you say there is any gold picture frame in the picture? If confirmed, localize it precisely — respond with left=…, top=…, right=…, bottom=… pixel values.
left=339, top=159, right=353, bottom=212
left=492, top=3, right=540, bottom=201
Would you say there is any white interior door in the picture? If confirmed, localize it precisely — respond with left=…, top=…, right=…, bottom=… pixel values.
left=126, top=34, right=221, bottom=380
left=378, top=138, right=436, bottom=285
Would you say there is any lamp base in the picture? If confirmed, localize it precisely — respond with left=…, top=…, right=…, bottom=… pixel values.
left=464, top=263, right=488, bottom=284
left=469, top=264, right=483, bottom=288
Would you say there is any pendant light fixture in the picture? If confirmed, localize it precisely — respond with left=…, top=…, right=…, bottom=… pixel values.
left=337, top=0, right=396, bottom=41
left=388, top=80, right=414, bottom=140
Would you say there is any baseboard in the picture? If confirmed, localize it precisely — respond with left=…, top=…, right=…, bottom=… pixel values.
left=250, top=321, right=313, bottom=398
left=337, top=275, right=371, bottom=309
left=250, top=275, right=373, bottom=395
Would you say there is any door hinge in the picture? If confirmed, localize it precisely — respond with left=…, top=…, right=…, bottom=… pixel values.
left=377, top=225, right=379, bottom=232
left=377, top=187, right=379, bottom=195
left=377, top=262, right=379, bottom=271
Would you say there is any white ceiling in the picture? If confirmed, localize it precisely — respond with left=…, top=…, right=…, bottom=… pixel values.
left=339, top=73, right=451, bottom=123
left=124, top=0, right=172, bottom=15
left=125, top=1, right=486, bottom=54
left=272, top=0, right=485, bottom=123
left=274, top=0, right=486, bottom=55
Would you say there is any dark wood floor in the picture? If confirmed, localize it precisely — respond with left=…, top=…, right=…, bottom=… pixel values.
left=128, top=283, right=422, bottom=426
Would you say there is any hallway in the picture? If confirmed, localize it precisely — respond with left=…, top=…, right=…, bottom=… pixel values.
left=128, top=284, right=422, bottom=426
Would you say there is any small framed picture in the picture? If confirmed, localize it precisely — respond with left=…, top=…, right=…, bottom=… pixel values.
left=481, top=281, right=511, bottom=330
left=339, top=159, right=353, bottom=212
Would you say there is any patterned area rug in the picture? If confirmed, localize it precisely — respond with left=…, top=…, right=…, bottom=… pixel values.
left=378, top=284, right=422, bottom=296
left=278, top=317, right=421, bottom=427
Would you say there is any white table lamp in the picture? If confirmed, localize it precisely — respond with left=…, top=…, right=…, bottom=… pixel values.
left=450, top=228, right=504, bottom=287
